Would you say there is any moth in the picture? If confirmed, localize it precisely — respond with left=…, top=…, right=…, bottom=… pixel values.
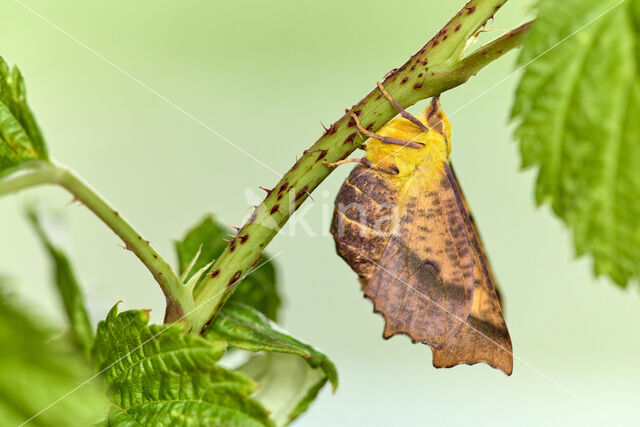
left=329, top=83, right=513, bottom=375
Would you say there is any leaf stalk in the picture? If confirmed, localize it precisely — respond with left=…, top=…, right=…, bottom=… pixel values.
left=0, top=162, right=195, bottom=322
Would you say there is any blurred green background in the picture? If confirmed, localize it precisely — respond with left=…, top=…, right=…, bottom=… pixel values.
left=1, top=0, right=638, bottom=425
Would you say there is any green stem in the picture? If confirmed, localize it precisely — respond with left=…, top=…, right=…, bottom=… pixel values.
left=190, top=0, right=530, bottom=333
left=0, top=162, right=195, bottom=322
left=451, top=21, right=533, bottom=81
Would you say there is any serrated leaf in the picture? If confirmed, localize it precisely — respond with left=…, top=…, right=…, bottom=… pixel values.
left=0, top=55, right=48, bottom=175
left=209, top=302, right=337, bottom=425
left=512, top=0, right=640, bottom=286
left=92, top=304, right=273, bottom=426
left=176, top=215, right=281, bottom=320
left=27, top=210, right=93, bottom=354
left=0, top=288, right=107, bottom=426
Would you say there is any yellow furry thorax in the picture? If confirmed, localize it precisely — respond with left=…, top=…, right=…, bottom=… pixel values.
left=364, top=106, right=452, bottom=181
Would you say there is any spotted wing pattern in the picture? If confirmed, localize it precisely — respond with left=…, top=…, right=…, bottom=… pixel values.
left=331, top=163, right=475, bottom=349
left=431, top=165, right=513, bottom=374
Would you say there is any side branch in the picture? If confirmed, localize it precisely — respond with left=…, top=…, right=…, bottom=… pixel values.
left=456, top=21, right=533, bottom=81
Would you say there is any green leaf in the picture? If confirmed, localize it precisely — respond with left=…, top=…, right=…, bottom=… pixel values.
left=92, top=304, right=273, bottom=426
left=208, top=302, right=337, bottom=425
left=176, top=215, right=281, bottom=320
left=0, top=55, right=48, bottom=175
left=0, top=289, right=107, bottom=426
left=512, top=0, right=640, bottom=286
left=27, top=210, right=93, bottom=354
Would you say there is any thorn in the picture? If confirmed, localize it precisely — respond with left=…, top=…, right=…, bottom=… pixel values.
left=384, top=68, right=398, bottom=79
left=230, top=226, right=241, bottom=232
left=305, top=190, right=315, bottom=202
left=223, top=239, right=232, bottom=243
left=259, top=186, right=272, bottom=196
left=320, top=122, right=329, bottom=133
left=66, top=196, right=80, bottom=207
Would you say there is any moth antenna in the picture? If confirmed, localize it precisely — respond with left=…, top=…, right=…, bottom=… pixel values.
left=376, top=81, right=429, bottom=133
left=350, top=112, right=423, bottom=149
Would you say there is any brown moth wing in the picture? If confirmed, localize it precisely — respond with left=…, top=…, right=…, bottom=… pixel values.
left=451, top=165, right=505, bottom=309
left=331, top=163, right=475, bottom=349
left=432, top=165, right=513, bottom=375
left=331, top=166, right=399, bottom=281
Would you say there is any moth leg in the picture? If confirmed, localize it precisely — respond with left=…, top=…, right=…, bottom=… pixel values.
left=324, top=157, right=399, bottom=175
left=376, top=81, right=430, bottom=133
left=350, top=112, right=424, bottom=150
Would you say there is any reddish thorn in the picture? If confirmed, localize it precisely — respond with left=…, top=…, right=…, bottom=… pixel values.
left=305, top=190, right=315, bottom=202
left=223, top=239, right=231, bottom=243
left=252, top=254, right=262, bottom=267
left=259, top=186, right=272, bottom=195
left=384, top=68, right=398, bottom=79
left=231, top=226, right=241, bottom=232
left=321, top=122, right=329, bottom=133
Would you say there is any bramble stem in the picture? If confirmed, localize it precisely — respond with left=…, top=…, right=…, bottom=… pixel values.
left=0, top=162, right=195, bottom=322
left=189, top=0, right=530, bottom=333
